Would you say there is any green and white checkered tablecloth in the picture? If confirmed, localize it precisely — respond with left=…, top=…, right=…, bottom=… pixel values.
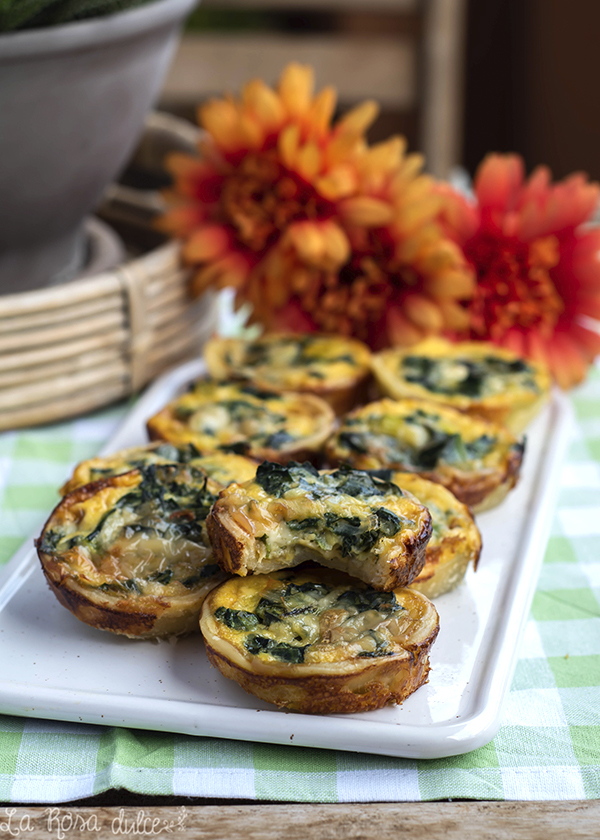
left=1, top=373, right=599, bottom=804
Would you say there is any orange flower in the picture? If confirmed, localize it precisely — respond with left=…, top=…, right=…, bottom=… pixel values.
left=438, top=154, right=600, bottom=387
left=159, top=64, right=474, bottom=347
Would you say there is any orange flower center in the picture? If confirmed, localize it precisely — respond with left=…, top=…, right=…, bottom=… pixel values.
left=219, top=152, right=334, bottom=252
left=464, top=230, right=564, bottom=339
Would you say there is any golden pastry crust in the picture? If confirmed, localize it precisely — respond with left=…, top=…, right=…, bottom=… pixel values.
left=386, top=471, right=482, bottom=599
left=204, top=333, right=372, bottom=415
left=147, top=380, right=335, bottom=465
left=206, top=461, right=432, bottom=591
left=60, top=442, right=256, bottom=496
left=325, top=398, right=524, bottom=512
left=372, top=338, right=551, bottom=433
left=37, top=464, right=225, bottom=639
left=200, top=567, right=439, bottom=714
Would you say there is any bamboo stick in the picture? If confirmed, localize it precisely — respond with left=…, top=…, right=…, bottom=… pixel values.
left=0, top=348, right=125, bottom=389
left=146, top=270, right=192, bottom=300
left=0, top=273, right=121, bottom=317
left=0, top=294, right=123, bottom=335
left=0, top=310, right=126, bottom=354
left=0, top=382, right=129, bottom=432
left=0, top=329, right=129, bottom=372
left=0, top=243, right=181, bottom=317
left=1, top=362, right=129, bottom=410
left=147, top=283, right=190, bottom=313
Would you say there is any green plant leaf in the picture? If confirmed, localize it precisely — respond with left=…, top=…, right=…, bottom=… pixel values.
left=0, top=0, right=158, bottom=30
left=0, top=0, right=62, bottom=30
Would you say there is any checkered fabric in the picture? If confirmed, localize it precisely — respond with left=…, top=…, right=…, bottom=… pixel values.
left=1, top=372, right=599, bottom=804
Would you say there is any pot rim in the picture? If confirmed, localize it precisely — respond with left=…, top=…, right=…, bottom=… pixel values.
left=0, top=0, right=198, bottom=59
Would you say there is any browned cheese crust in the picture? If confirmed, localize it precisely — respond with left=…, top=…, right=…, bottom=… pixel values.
left=203, top=639, right=433, bottom=715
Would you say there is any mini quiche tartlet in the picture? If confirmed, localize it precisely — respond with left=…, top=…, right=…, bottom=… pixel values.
left=381, top=470, right=481, bottom=599
left=206, top=461, right=432, bottom=591
left=372, top=338, right=551, bottom=433
left=60, top=441, right=257, bottom=496
left=326, top=398, right=524, bottom=512
left=204, top=333, right=372, bottom=415
left=200, top=567, right=439, bottom=714
left=147, top=380, right=335, bottom=464
left=37, top=463, right=226, bottom=639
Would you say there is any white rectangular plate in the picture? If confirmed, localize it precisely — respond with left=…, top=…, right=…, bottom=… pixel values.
left=0, top=359, right=572, bottom=759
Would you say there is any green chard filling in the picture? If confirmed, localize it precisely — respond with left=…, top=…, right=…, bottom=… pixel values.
left=241, top=335, right=358, bottom=380
left=254, top=462, right=414, bottom=559
left=82, top=443, right=204, bottom=484
left=176, top=384, right=298, bottom=452
left=338, top=411, right=504, bottom=470
left=400, top=354, right=538, bottom=397
left=254, top=461, right=405, bottom=500
left=215, top=577, right=405, bottom=664
left=40, top=463, right=220, bottom=594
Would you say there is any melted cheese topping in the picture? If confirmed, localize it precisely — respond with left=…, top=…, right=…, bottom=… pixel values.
left=330, top=398, right=521, bottom=472
left=206, top=333, right=371, bottom=391
left=207, top=569, right=429, bottom=666
left=148, top=380, right=333, bottom=456
left=41, top=465, right=222, bottom=597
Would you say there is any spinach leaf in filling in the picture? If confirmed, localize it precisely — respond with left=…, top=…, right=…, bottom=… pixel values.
left=335, top=588, right=398, bottom=612
left=339, top=415, right=498, bottom=470
left=401, top=354, right=537, bottom=397
left=222, top=576, right=406, bottom=663
left=255, top=461, right=404, bottom=501
left=244, top=635, right=308, bottom=663
left=47, top=463, right=218, bottom=590
left=181, top=564, right=221, bottom=588
left=215, top=606, right=260, bottom=631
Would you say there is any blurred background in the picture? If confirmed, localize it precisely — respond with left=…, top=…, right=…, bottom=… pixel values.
left=154, top=0, right=600, bottom=181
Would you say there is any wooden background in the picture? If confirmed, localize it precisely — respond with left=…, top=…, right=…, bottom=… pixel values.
left=156, top=0, right=600, bottom=181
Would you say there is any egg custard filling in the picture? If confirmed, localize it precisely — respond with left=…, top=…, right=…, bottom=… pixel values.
left=372, top=338, right=550, bottom=432
left=326, top=399, right=524, bottom=511
left=207, top=461, right=432, bottom=590
left=60, top=442, right=257, bottom=496
left=200, top=567, right=439, bottom=714
left=400, top=353, right=539, bottom=399
left=37, top=463, right=225, bottom=638
left=205, top=333, right=371, bottom=392
left=147, top=380, right=334, bottom=463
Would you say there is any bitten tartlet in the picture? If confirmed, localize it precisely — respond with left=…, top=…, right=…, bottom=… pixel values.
left=326, top=398, right=524, bottom=512
left=147, top=380, right=335, bottom=464
left=384, top=471, right=482, bottom=599
left=200, top=567, right=439, bottom=714
left=37, top=463, right=225, bottom=639
left=60, top=441, right=257, bottom=496
left=204, top=333, right=372, bottom=414
left=207, top=461, right=432, bottom=591
left=372, top=338, right=551, bottom=433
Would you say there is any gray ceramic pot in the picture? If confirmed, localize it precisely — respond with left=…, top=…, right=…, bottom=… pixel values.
left=0, top=0, right=198, bottom=293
